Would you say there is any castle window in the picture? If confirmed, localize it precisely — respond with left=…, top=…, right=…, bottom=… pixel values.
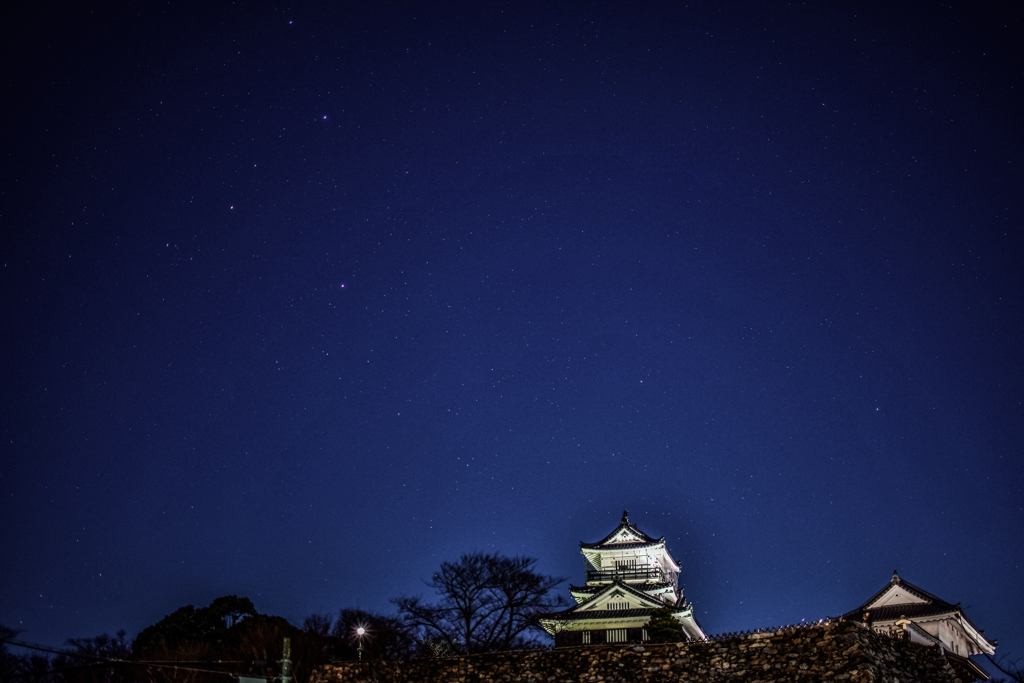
left=607, top=628, right=628, bottom=643
left=608, top=601, right=628, bottom=610
left=582, top=631, right=591, bottom=644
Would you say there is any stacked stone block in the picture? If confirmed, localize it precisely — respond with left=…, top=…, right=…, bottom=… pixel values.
left=312, top=620, right=967, bottom=683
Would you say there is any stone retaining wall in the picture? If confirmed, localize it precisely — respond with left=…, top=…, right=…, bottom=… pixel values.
left=312, top=620, right=967, bottom=683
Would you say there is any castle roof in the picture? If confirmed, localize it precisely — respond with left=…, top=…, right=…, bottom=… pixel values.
left=542, top=580, right=685, bottom=620
left=838, top=571, right=996, bottom=656
left=840, top=571, right=956, bottom=618
left=570, top=580, right=674, bottom=595
left=580, top=510, right=663, bottom=549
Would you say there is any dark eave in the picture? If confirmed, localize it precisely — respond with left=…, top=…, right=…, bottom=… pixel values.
left=571, top=581, right=672, bottom=594
left=580, top=539, right=663, bottom=550
left=541, top=603, right=692, bottom=621
left=543, top=607, right=661, bottom=621
left=841, top=603, right=960, bottom=623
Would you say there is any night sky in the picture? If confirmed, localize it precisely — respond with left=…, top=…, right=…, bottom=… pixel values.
left=2, top=0, right=1022, bottom=665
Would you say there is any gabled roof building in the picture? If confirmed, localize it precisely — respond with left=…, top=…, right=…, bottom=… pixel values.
left=540, top=511, right=706, bottom=646
left=840, top=571, right=996, bottom=681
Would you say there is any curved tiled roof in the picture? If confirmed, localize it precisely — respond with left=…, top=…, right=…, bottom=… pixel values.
left=856, top=573, right=955, bottom=612
left=839, top=572, right=956, bottom=622
left=580, top=509, right=663, bottom=549
left=841, top=602, right=958, bottom=623
left=581, top=539, right=663, bottom=550
left=547, top=579, right=682, bottom=620
left=608, top=578, right=675, bottom=603
left=542, top=607, right=673, bottom=621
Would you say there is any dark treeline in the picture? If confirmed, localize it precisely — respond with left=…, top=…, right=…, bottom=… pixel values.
left=1, top=552, right=564, bottom=683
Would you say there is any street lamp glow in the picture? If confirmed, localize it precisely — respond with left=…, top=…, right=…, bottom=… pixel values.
left=355, top=626, right=367, bottom=661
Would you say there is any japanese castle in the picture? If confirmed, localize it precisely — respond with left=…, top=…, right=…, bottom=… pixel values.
left=540, top=510, right=706, bottom=645
left=839, top=571, right=996, bottom=681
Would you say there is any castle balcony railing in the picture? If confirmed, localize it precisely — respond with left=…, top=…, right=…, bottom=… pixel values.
left=586, top=567, right=665, bottom=583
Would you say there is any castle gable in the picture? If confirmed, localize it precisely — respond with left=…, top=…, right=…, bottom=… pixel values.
left=869, top=584, right=930, bottom=609
left=578, top=582, right=668, bottom=612
left=605, top=525, right=649, bottom=544
left=839, top=571, right=996, bottom=659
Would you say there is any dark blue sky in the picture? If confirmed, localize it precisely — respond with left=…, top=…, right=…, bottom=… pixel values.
left=2, top=0, right=1021, bottom=663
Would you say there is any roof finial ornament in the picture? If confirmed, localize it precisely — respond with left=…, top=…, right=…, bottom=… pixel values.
left=892, top=569, right=899, bottom=583
left=622, top=509, right=630, bottom=525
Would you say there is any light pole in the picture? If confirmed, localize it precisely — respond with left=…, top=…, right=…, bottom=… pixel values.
left=355, top=627, right=366, bottom=661
left=281, top=637, right=292, bottom=683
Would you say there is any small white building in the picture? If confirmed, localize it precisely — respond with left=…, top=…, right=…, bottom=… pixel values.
left=540, top=510, right=706, bottom=645
left=840, top=571, right=996, bottom=680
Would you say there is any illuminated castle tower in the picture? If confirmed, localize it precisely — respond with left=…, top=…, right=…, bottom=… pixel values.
left=540, top=510, right=706, bottom=645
